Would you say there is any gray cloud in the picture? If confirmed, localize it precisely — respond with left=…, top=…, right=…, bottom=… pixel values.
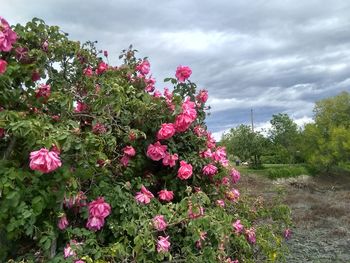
left=3, top=0, right=350, bottom=138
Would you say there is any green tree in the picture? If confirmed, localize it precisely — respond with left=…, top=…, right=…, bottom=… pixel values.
left=222, top=124, right=267, bottom=168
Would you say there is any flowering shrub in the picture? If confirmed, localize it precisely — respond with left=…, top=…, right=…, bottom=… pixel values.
left=0, top=17, right=291, bottom=262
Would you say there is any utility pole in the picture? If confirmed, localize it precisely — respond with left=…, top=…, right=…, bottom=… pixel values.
left=251, top=108, right=254, bottom=132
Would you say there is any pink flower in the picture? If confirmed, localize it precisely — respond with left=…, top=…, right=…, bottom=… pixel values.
left=75, top=260, right=85, bottom=263
left=174, top=113, right=194, bottom=132
left=103, top=50, right=108, bottom=57
left=29, top=148, right=62, bottom=173
left=83, top=66, right=93, bottom=76
left=74, top=101, right=88, bottom=112
left=64, top=243, right=76, bottom=258
left=177, top=160, right=193, bottom=180
left=162, top=152, right=178, bottom=167
left=194, top=125, right=206, bottom=137
left=0, top=17, right=18, bottom=52
left=145, top=76, right=156, bottom=92
left=123, top=146, right=136, bottom=157
left=153, top=215, right=167, bottom=231
left=164, top=88, right=173, bottom=100
left=35, top=84, right=51, bottom=99
left=188, top=205, right=204, bottom=219
left=136, top=59, right=150, bottom=75
left=158, top=189, right=174, bottom=202
left=284, top=228, right=292, bottom=240
left=157, top=123, right=176, bottom=140
left=88, top=197, right=111, bottom=218
left=175, top=65, right=192, bottom=82
left=182, top=99, right=197, bottom=120
left=96, top=61, right=108, bottom=74
left=195, top=231, right=207, bottom=249
left=206, top=132, right=216, bottom=148
left=135, top=185, right=154, bottom=204
left=31, top=70, right=41, bottom=81
left=202, top=164, right=218, bottom=176
left=212, top=146, right=227, bottom=162
left=245, top=227, right=256, bottom=244
left=226, top=188, right=240, bottom=202
left=120, top=155, right=130, bottom=166
left=196, top=89, right=208, bottom=103
left=42, top=40, right=49, bottom=52
left=58, top=213, right=69, bottom=230
left=157, top=236, right=170, bottom=253
left=63, top=191, right=87, bottom=209
left=232, top=219, right=244, bottom=234
left=86, top=216, right=105, bottom=231
left=92, top=123, right=107, bottom=134
left=153, top=90, right=162, bottom=98
left=201, top=148, right=212, bottom=158
left=230, top=168, right=241, bottom=184
left=216, top=199, right=225, bottom=207
left=0, top=59, right=7, bottom=74
left=225, top=258, right=239, bottom=263
left=221, top=176, right=230, bottom=186
left=146, top=141, right=167, bottom=161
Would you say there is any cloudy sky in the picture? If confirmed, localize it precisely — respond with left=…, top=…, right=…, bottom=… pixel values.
left=3, top=0, right=350, bottom=139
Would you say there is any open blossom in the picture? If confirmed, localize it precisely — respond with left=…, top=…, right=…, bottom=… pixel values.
left=202, top=164, right=218, bottom=176
left=92, top=123, right=107, bottom=134
left=88, top=197, right=111, bottom=218
left=64, top=243, right=76, bottom=258
left=153, top=215, right=167, bottom=231
left=123, top=146, right=136, bottom=157
left=194, top=125, right=206, bottom=137
left=174, top=113, right=194, bottom=132
left=86, top=216, right=105, bottom=231
left=245, top=227, right=256, bottom=244
left=145, top=76, right=156, bottom=92
left=157, top=236, right=170, bottom=253
left=0, top=17, right=18, bottom=52
left=83, top=66, right=93, bottom=76
left=147, top=141, right=167, bottom=161
left=225, top=258, right=239, bottom=263
left=196, top=89, right=208, bottom=103
left=206, top=132, right=216, bottom=148
left=216, top=199, right=225, bottom=207
left=74, top=101, right=88, bottom=112
left=29, top=148, right=62, bottom=173
left=120, top=155, right=130, bottom=166
left=233, top=219, right=244, bottom=234
left=212, top=146, right=227, bottom=162
left=135, top=185, right=154, bottom=204
left=35, top=84, right=51, bottom=99
left=162, top=152, right=178, bottom=167
left=0, top=59, right=7, bottom=74
left=96, top=61, right=108, bottom=74
left=175, top=65, right=192, bottom=82
left=42, top=40, right=49, bottom=52
left=181, top=99, right=197, bottom=119
left=177, top=160, right=193, bottom=180
left=153, top=90, right=162, bottom=98
left=230, top=168, right=241, bottom=184
left=58, top=213, right=69, bottom=230
left=157, top=123, right=176, bottom=140
left=158, top=189, right=174, bottom=202
left=75, top=261, right=85, bottom=263
left=136, top=59, right=150, bottom=75
left=226, top=188, right=240, bottom=202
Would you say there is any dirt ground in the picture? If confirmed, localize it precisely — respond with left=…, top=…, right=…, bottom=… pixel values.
left=239, top=173, right=350, bottom=263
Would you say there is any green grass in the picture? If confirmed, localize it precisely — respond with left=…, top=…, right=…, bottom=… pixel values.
left=236, top=164, right=311, bottom=180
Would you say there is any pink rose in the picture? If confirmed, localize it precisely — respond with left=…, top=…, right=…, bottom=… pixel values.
left=232, top=219, right=244, bottom=234
left=96, top=61, right=108, bottom=74
left=284, top=228, right=292, bottom=240
left=64, top=243, right=76, bottom=258
left=145, top=76, right=156, bottom=92
left=196, top=89, right=208, bottom=103
left=135, top=185, right=154, bottom=204
left=86, top=216, right=105, bottom=231
left=174, top=113, right=193, bottom=132
left=29, top=148, right=62, bottom=173
left=146, top=141, right=167, bottom=161
left=245, top=227, right=256, bottom=244
left=136, top=59, right=150, bottom=75
left=83, top=66, right=94, bottom=76
left=92, top=123, right=107, bottom=134
left=42, top=40, right=49, bottom=52
left=0, top=59, right=7, bottom=74
left=157, top=123, right=176, bottom=140
left=153, top=215, right=167, bottom=231
left=123, top=146, right=136, bottom=157
left=58, top=213, right=69, bottom=230
left=120, top=155, right=130, bottom=166
left=230, top=168, right=241, bottom=184
left=175, top=65, right=192, bottom=82
left=153, top=90, right=162, bottom=98
left=158, top=189, right=174, bottom=202
left=194, top=125, right=206, bottom=137
left=157, top=236, right=171, bottom=253
left=206, top=132, right=216, bottom=149
left=75, top=260, right=85, bottom=263
left=162, top=152, right=178, bottom=167
left=212, top=146, right=227, bottom=162
left=216, top=199, right=225, bottom=207
left=0, top=17, right=18, bottom=52
left=177, top=160, right=193, bottom=180
left=181, top=99, right=197, bottom=120
left=226, top=188, right=240, bottom=202
left=74, top=101, right=88, bottom=112
left=88, top=197, right=111, bottom=218
left=63, top=191, right=87, bottom=209
left=202, top=164, right=218, bottom=176
left=35, top=84, right=51, bottom=99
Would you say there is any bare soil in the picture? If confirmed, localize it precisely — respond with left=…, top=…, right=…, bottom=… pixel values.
left=239, top=173, right=350, bottom=263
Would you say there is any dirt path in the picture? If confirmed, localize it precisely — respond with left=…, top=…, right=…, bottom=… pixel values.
left=239, top=173, right=350, bottom=262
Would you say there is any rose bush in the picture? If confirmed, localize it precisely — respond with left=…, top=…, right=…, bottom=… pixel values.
left=0, top=17, right=291, bottom=262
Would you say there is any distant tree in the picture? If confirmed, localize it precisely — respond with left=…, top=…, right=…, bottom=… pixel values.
left=222, top=124, right=267, bottom=168
left=268, top=113, right=300, bottom=164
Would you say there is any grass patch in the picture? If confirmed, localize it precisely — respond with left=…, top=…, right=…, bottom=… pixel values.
left=236, top=164, right=311, bottom=180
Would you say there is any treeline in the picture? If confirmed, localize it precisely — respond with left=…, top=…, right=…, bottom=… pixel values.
left=221, top=91, right=350, bottom=173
